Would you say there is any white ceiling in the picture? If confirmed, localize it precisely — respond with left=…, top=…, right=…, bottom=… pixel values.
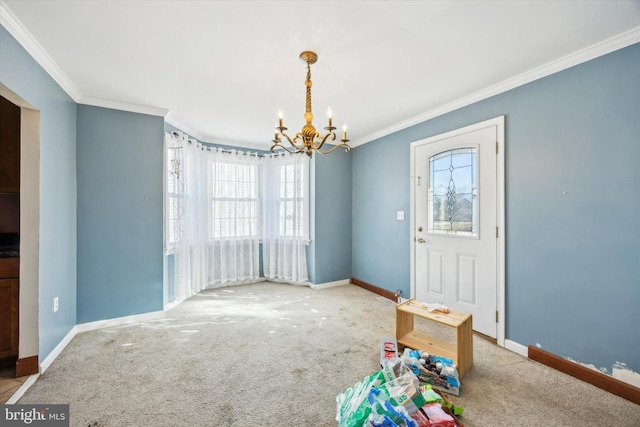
left=2, top=1, right=640, bottom=149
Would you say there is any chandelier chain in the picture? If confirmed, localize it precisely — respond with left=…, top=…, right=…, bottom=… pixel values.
left=305, top=63, right=312, bottom=119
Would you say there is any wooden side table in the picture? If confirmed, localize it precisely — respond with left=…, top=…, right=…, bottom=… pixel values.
left=396, top=299, right=473, bottom=378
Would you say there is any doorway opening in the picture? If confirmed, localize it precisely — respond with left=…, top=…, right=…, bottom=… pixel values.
left=0, top=84, right=40, bottom=377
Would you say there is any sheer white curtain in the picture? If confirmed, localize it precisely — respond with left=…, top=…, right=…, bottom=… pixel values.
left=183, top=141, right=210, bottom=294
left=208, top=148, right=261, bottom=286
left=165, top=132, right=260, bottom=303
left=263, top=152, right=309, bottom=283
left=166, top=132, right=202, bottom=301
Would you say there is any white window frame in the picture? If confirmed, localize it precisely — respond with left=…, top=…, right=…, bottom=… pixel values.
left=275, top=161, right=309, bottom=242
left=164, top=138, right=310, bottom=248
left=210, top=157, right=261, bottom=240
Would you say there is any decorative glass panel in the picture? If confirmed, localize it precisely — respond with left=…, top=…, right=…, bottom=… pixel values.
left=428, top=147, right=478, bottom=236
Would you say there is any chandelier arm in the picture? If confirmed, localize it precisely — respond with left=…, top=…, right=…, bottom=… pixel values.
left=270, top=141, right=302, bottom=155
left=271, top=136, right=306, bottom=154
left=295, top=132, right=311, bottom=149
left=278, top=132, right=298, bottom=148
left=314, top=131, right=336, bottom=151
left=315, top=142, right=352, bottom=155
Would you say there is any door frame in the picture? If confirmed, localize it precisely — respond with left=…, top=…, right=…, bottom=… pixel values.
left=410, top=116, right=505, bottom=347
left=1, top=84, right=40, bottom=370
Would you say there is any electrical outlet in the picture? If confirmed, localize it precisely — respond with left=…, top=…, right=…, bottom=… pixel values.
left=396, top=211, right=405, bottom=220
left=53, top=297, right=59, bottom=312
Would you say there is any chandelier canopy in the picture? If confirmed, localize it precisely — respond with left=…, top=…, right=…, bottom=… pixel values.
left=270, top=51, right=351, bottom=158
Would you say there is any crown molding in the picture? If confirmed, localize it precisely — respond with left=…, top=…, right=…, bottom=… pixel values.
left=1, top=1, right=170, bottom=118
left=352, top=25, right=640, bottom=147
left=0, top=1, right=82, bottom=101
left=78, top=96, right=169, bottom=117
left=164, top=116, right=268, bottom=152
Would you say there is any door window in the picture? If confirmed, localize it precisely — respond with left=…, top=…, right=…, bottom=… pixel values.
left=428, top=147, right=478, bottom=237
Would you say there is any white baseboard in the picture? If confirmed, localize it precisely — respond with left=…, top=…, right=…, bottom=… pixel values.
left=6, top=373, right=40, bottom=404
left=40, top=326, right=78, bottom=374
left=309, top=279, right=351, bottom=290
left=505, top=339, right=528, bottom=357
left=39, top=310, right=165, bottom=374
left=75, top=310, right=165, bottom=333
left=163, top=299, right=183, bottom=311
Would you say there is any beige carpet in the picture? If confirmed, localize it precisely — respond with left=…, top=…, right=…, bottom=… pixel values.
left=17, top=282, right=640, bottom=426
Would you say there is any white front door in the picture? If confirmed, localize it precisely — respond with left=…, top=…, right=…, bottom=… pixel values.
left=411, top=117, right=504, bottom=340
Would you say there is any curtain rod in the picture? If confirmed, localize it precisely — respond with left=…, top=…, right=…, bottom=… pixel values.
left=171, top=131, right=265, bottom=157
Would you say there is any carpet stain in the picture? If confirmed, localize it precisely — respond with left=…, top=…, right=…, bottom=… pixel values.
left=219, top=403, right=236, bottom=424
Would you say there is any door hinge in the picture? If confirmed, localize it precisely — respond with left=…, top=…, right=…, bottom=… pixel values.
left=496, top=311, right=499, bottom=322
left=496, top=226, right=499, bottom=238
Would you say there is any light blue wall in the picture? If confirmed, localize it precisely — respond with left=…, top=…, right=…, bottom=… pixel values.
left=352, top=137, right=411, bottom=295
left=352, top=42, right=640, bottom=373
left=0, top=26, right=78, bottom=359
left=77, top=105, right=164, bottom=322
left=309, top=149, right=353, bottom=284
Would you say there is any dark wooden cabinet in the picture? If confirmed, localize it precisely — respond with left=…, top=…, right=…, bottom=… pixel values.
left=0, top=258, right=19, bottom=360
left=0, top=95, right=21, bottom=368
left=0, top=95, right=21, bottom=193
left=0, top=279, right=19, bottom=359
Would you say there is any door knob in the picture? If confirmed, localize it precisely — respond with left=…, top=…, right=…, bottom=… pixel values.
left=417, top=238, right=425, bottom=243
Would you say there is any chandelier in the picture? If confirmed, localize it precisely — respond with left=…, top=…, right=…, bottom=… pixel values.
left=270, top=51, right=351, bottom=157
